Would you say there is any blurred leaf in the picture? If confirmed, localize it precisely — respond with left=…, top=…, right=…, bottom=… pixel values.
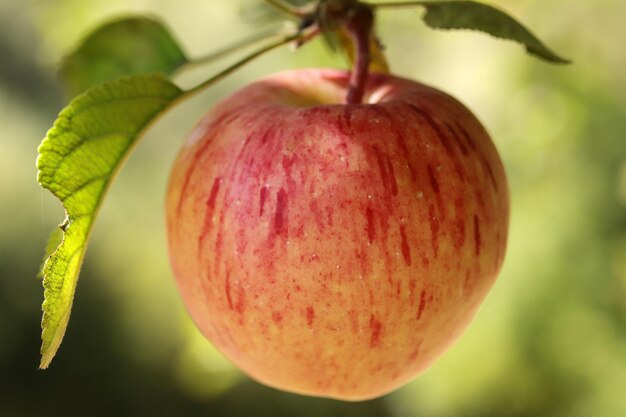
left=408, top=0, right=570, bottom=64
left=60, top=17, right=188, bottom=97
left=37, top=74, right=183, bottom=368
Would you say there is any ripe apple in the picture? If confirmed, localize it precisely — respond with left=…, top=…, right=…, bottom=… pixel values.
left=165, top=69, right=509, bottom=400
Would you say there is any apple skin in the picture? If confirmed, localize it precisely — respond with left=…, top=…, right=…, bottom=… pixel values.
left=165, top=69, right=509, bottom=400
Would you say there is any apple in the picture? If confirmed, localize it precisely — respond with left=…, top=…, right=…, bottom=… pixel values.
left=165, top=69, right=509, bottom=400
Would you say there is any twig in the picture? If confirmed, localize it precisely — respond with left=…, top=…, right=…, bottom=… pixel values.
left=265, top=0, right=312, bottom=18
left=175, top=25, right=291, bottom=76
left=185, top=31, right=305, bottom=97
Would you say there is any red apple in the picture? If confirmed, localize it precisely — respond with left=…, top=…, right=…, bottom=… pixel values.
left=165, top=69, right=509, bottom=400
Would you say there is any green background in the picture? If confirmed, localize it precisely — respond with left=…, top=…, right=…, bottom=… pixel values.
left=1, top=0, right=625, bottom=416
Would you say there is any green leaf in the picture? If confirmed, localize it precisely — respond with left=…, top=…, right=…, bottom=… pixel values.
left=38, top=227, right=64, bottom=279
left=60, top=17, right=188, bottom=97
left=413, top=0, right=570, bottom=64
left=37, top=73, right=183, bottom=368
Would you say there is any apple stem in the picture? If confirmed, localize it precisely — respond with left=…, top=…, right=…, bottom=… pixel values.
left=345, top=4, right=374, bottom=104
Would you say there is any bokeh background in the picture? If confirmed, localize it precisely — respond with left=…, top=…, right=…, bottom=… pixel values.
left=1, top=0, right=625, bottom=416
